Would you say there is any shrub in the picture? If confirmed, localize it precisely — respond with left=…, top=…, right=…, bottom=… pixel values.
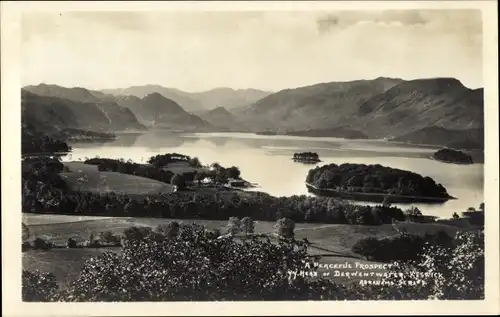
left=275, top=218, right=295, bottom=239
left=22, top=241, right=32, bottom=252
left=227, top=217, right=241, bottom=235
left=22, top=270, right=59, bottom=301
left=121, top=226, right=153, bottom=247
left=155, top=222, right=180, bottom=239
left=351, top=237, right=380, bottom=260
left=241, top=217, right=255, bottom=235
left=99, top=231, right=122, bottom=246
left=62, top=224, right=318, bottom=301
left=386, top=230, right=484, bottom=299
left=33, top=237, right=53, bottom=250
left=351, top=233, right=428, bottom=263
left=171, top=174, right=187, bottom=190
left=66, top=238, right=78, bottom=248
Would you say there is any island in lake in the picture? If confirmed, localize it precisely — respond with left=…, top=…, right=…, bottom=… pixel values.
left=305, top=163, right=454, bottom=203
left=432, top=148, right=474, bottom=165
left=292, top=152, right=321, bottom=163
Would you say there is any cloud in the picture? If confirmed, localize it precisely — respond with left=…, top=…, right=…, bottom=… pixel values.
left=316, top=9, right=480, bottom=34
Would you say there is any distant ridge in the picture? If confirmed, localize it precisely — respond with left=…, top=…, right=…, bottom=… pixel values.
left=102, top=85, right=272, bottom=111
left=22, top=84, right=146, bottom=132
left=236, top=77, right=483, bottom=149
left=22, top=76, right=484, bottom=149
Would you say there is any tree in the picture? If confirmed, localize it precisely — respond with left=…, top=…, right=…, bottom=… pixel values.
left=241, top=217, right=255, bottom=236
left=405, top=206, right=422, bottom=217
left=171, top=174, right=186, bottom=190
left=188, top=157, right=202, bottom=168
left=227, top=217, right=241, bottom=235
left=66, top=237, right=78, bottom=248
left=478, top=202, right=484, bottom=212
left=22, top=270, right=58, bottom=302
left=33, top=237, right=52, bottom=250
left=452, top=212, right=460, bottom=220
left=382, top=196, right=391, bottom=207
left=226, top=166, right=241, bottom=179
left=155, top=221, right=180, bottom=239
left=385, top=230, right=484, bottom=299
left=22, top=222, right=30, bottom=241
left=58, top=224, right=322, bottom=301
left=215, top=172, right=228, bottom=186
left=193, top=172, right=206, bottom=186
left=274, top=218, right=295, bottom=239
left=99, top=231, right=121, bottom=246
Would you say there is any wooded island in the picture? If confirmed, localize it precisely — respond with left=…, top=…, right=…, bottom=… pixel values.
left=293, top=152, right=321, bottom=163
left=432, top=148, right=474, bottom=165
left=306, top=163, right=453, bottom=203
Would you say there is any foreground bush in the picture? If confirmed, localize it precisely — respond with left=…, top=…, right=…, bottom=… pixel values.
left=351, top=231, right=454, bottom=263
left=22, top=270, right=58, bottom=301
left=62, top=224, right=319, bottom=301
left=23, top=225, right=484, bottom=301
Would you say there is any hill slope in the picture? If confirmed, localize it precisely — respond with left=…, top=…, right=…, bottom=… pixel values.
left=22, top=90, right=109, bottom=132
left=239, top=77, right=404, bottom=133
left=22, top=85, right=146, bottom=132
left=190, top=87, right=272, bottom=110
left=102, top=85, right=203, bottom=112
left=391, top=126, right=484, bottom=150
left=138, top=93, right=211, bottom=131
left=102, top=85, right=271, bottom=112
left=356, top=78, right=483, bottom=138
left=238, top=77, right=484, bottom=148
left=197, top=106, right=248, bottom=131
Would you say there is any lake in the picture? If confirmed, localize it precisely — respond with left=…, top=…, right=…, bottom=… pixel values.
left=62, top=131, right=484, bottom=219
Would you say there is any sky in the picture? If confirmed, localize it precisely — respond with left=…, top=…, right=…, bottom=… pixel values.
left=21, top=9, right=483, bottom=92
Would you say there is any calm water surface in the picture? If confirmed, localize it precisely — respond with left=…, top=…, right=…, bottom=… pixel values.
left=63, top=131, right=484, bottom=218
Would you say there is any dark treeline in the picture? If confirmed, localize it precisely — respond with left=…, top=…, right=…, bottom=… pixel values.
left=148, top=153, right=193, bottom=167
left=22, top=132, right=71, bottom=154
left=433, top=148, right=474, bottom=164
left=306, top=163, right=450, bottom=198
left=84, top=157, right=242, bottom=186
left=58, top=128, right=116, bottom=141
left=23, top=157, right=405, bottom=225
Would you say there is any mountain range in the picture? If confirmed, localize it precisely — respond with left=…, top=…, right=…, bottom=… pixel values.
left=21, top=77, right=484, bottom=150
left=102, top=85, right=272, bottom=112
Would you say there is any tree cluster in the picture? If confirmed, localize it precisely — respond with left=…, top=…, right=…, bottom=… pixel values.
left=22, top=133, right=71, bottom=155
left=306, top=163, right=450, bottom=198
left=433, top=148, right=473, bottom=164
left=351, top=230, right=453, bottom=263
left=293, top=152, right=320, bottom=161
left=147, top=153, right=193, bottom=168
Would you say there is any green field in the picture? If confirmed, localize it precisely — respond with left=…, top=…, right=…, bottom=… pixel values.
left=22, top=214, right=389, bottom=288
left=22, top=212, right=469, bottom=288
left=61, top=162, right=174, bottom=195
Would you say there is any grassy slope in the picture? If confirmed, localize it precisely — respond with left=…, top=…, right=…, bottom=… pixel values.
left=61, top=162, right=174, bottom=195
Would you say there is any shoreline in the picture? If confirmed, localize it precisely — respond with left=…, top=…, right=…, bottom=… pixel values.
left=305, top=182, right=455, bottom=204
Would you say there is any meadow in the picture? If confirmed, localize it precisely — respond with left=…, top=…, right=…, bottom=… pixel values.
left=61, top=162, right=174, bottom=195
